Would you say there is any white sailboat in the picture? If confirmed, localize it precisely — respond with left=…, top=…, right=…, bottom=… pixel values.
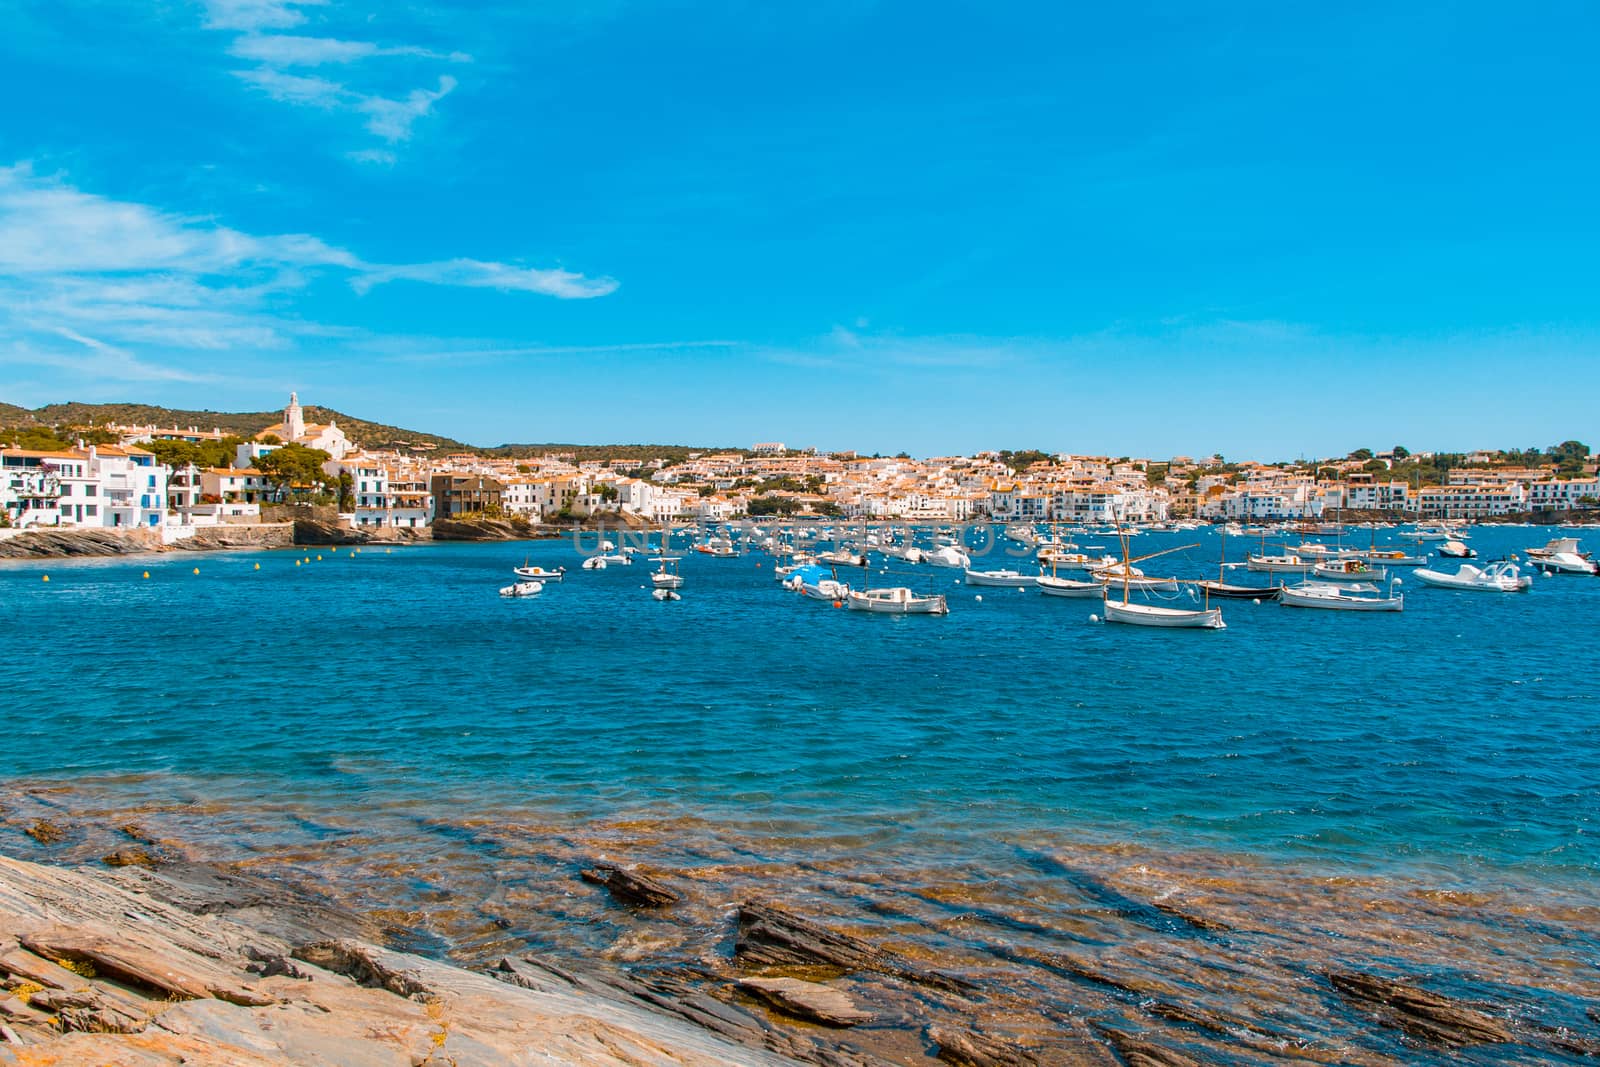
left=512, top=560, right=566, bottom=581
left=1311, top=558, right=1388, bottom=583
left=1102, top=532, right=1224, bottom=629
left=650, top=556, right=684, bottom=590
left=963, top=567, right=1039, bottom=587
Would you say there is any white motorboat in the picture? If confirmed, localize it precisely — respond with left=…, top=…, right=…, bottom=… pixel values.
left=964, top=568, right=1038, bottom=587
left=512, top=564, right=565, bottom=581
left=1278, top=581, right=1403, bottom=611
left=1414, top=560, right=1531, bottom=592
left=1246, top=553, right=1313, bottom=574
left=1401, top=523, right=1461, bottom=542
left=880, top=543, right=925, bottom=563
left=650, top=556, right=684, bottom=589
left=792, top=576, right=852, bottom=601
left=1037, top=575, right=1107, bottom=598
left=1103, top=599, right=1224, bottom=629
left=1438, top=539, right=1476, bottom=559
left=1355, top=548, right=1428, bottom=567
left=498, top=580, right=544, bottom=598
left=651, top=587, right=681, bottom=601
left=817, top=548, right=867, bottom=567
left=846, top=586, right=949, bottom=614
left=1041, top=550, right=1116, bottom=571
left=926, top=545, right=971, bottom=569
left=580, top=556, right=607, bottom=570
left=1312, top=559, right=1388, bottom=583
left=694, top=538, right=736, bottom=557
left=1525, top=537, right=1597, bottom=574
left=1005, top=523, right=1038, bottom=544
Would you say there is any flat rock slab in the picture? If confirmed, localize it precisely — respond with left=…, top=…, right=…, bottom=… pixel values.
left=738, top=976, right=871, bottom=1028
left=928, top=1024, right=1040, bottom=1066
left=20, top=925, right=272, bottom=1006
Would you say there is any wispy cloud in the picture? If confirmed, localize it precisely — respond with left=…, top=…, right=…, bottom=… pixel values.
left=201, top=0, right=470, bottom=158
left=0, top=163, right=617, bottom=390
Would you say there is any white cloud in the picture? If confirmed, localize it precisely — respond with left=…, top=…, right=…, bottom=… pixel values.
left=201, top=3, right=468, bottom=157
left=229, top=34, right=473, bottom=66
left=358, top=76, right=457, bottom=143
left=203, top=0, right=327, bottom=33
left=355, top=257, right=619, bottom=300
left=0, top=164, right=617, bottom=390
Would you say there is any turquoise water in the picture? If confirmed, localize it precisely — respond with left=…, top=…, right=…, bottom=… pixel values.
left=3, top=526, right=1599, bottom=1062
left=4, top=526, right=1595, bottom=882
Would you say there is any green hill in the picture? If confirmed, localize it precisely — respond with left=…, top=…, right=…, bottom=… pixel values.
left=0, top=401, right=731, bottom=461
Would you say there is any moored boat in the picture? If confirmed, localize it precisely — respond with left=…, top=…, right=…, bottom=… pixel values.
left=1414, top=560, right=1531, bottom=592
left=1278, top=581, right=1403, bottom=611
left=1524, top=537, right=1597, bottom=574
left=1246, top=553, right=1313, bottom=574
left=963, top=568, right=1038, bottom=587
left=1103, top=599, right=1225, bottom=629
left=1311, top=559, right=1388, bottom=583
left=498, top=580, right=544, bottom=598
left=1194, top=579, right=1280, bottom=601
left=1037, top=575, right=1107, bottom=598
left=512, top=564, right=565, bottom=581
left=846, top=586, right=949, bottom=614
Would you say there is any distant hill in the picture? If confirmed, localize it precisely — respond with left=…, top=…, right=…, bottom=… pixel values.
left=0, top=401, right=731, bottom=461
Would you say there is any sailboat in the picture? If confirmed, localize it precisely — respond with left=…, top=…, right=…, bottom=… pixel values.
left=1102, top=528, right=1224, bottom=629
left=650, top=555, right=684, bottom=590
left=1197, top=526, right=1280, bottom=600
left=1036, top=518, right=1108, bottom=598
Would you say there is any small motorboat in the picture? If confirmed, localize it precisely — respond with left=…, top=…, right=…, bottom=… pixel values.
left=580, top=556, right=607, bottom=570
left=925, top=546, right=972, bottom=569
left=1524, top=537, right=1597, bottom=575
left=1245, top=553, right=1313, bottom=574
left=1312, top=559, right=1388, bottom=583
left=846, top=587, right=949, bottom=614
left=1278, top=581, right=1403, bottom=611
left=650, top=556, right=684, bottom=589
left=513, top=564, right=565, bottom=581
left=1355, top=548, right=1428, bottom=567
left=651, top=587, right=681, bottom=601
left=499, top=580, right=544, bottom=598
left=1414, top=560, right=1531, bottom=592
left=1437, top=540, right=1477, bottom=559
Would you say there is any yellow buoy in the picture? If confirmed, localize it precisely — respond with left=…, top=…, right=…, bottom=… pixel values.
left=142, top=571, right=149, bottom=579
left=254, top=562, right=260, bottom=570
left=296, top=560, right=302, bottom=567
left=193, top=567, right=200, bottom=575
left=316, top=554, right=322, bottom=561
left=42, top=574, right=49, bottom=583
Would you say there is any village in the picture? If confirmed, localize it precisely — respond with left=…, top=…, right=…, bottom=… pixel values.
left=2, top=393, right=1596, bottom=543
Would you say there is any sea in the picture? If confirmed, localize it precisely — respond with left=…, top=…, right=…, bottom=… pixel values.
left=3, top=523, right=1597, bottom=1064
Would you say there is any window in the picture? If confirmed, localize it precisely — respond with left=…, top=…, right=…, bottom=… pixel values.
left=86, top=505, right=97, bottom=516
left=87, top=484, right=97, bottom=496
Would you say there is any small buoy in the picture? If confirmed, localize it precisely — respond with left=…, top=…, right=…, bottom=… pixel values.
left=296, top=559, right=302, bottom=567
left=316, top=554, right=322, bottom=561
left=142, top=571, right=149, bottom=579
left=386, top=548, right=392, bottom=554
left=253, top=562, right=260, bottom=570
left=192, top=567, right=200, bottom=575
left=975, top=594, right=984, bottom=602
left=1252, top=598, right=1261, bottom=604
left=1089, top=613, right=1100, bottom=622
left=42, top=574, right=49, bottom=583
left=832, top=600, right=843, bottom=608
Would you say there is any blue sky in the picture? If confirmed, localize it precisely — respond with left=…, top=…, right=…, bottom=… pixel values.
left=2, top=1, right=1597, bottom=459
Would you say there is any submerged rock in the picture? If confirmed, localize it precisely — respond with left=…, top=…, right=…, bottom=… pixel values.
left=736, top=901, right=971, bottom=994
left=737, top=976, right=871, bottom=1028
left=927, top=1023, right=1039, bottom=1066
left=1327, top=971, right=1512, bottom=1046
left=580, top=863, right=682, bottom=907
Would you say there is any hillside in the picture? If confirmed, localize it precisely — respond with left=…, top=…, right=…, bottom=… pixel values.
left=0, top=401, right=732, bottom=461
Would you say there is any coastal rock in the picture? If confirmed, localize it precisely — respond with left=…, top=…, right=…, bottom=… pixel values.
left=19, top=925, right=273, bottom=1006
left=1097, top=1029, right=1202, bottom=1067
left=102, top=847, right=161, bottom=869
left=927, top=1023, right=1039, bottom=1066
left=1327, top=971, right=1512, bottom=1046
left=737, top=977, right=871, bottom=1028
left=291, top=939, right=436, bottom=1000
left=23, top=820, right=66, bottom=845
left=580, top=863, right=682, bottom=908
left=0, top=528, right=160, bottom=558
left=736, top=901, right=971, bottom=994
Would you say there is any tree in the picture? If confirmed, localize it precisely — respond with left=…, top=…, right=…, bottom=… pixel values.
left=596, top=483, right=619, bottom=502
left=253, top=443, right=332, bottom=499
left=1362, top=459, right=1389, bottom=474
left=336, top=471, right=354, bottom=511
left=1350, top=448, right=1374, bottom=461
left=1392, top=445, right=1410, bottom=459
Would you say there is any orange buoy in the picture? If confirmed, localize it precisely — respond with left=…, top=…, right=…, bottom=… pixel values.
left=192, top=567, right=200, bottom=575
left=832, top=599, right=843, bottom=608
left=41, top=575, right=49, bottom=583
left=254, top=562, right=260, bottom=570
left=142, top=571, right=149, bottom=579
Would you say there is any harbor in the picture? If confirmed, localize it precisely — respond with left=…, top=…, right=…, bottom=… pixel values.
left=3, top=521, right=1596, bottom=1064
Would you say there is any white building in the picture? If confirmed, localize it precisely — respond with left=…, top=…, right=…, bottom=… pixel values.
left=1527, top=479, right=1600, bottom=512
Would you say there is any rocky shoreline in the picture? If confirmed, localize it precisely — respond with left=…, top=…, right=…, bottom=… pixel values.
left=5, top=790, right=1597, bottom=1067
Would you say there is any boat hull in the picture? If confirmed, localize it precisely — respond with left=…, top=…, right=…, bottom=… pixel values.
left=1195, top=580, right=1280, bottom=601
left=1279, top=586, right=1403, bottom=611
left=1037, top=576, right=1106, bottom=598
left=1103, top=600, right=1225, bottom=629
left=964, top=569, right=1038, bottom=587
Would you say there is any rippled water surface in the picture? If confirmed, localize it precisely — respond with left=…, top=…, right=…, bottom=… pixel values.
left=3, top=526, right=1598, bottom=1063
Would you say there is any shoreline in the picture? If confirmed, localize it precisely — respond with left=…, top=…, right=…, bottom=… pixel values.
left=5, top=785, right=1596, bottom=1066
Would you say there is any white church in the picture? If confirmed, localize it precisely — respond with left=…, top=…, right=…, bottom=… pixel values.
left=235, top=392, right=354, bottom=468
